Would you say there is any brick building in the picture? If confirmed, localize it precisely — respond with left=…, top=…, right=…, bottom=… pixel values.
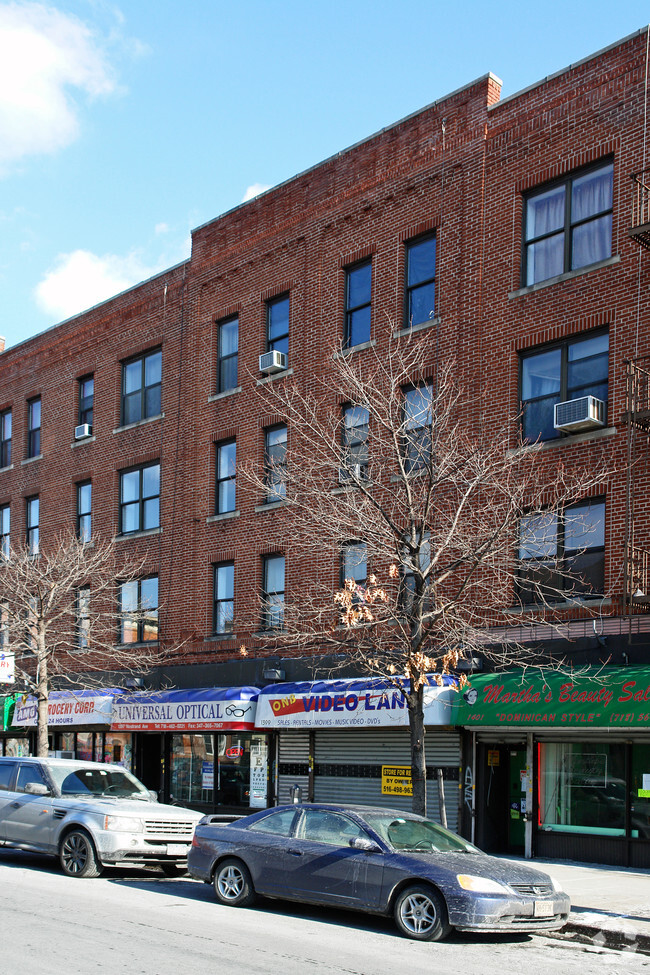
left=1, top=28, right=650, bottom=865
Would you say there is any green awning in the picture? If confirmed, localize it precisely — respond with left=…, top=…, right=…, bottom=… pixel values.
left=1, top=694, right=20, bottom=732
left=453, top=666, right=650, bottom=729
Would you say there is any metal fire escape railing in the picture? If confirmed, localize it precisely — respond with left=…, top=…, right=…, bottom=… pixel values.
left=624, top=356, right=650, bottom=620
left=629, top=169, right=650, bottom=249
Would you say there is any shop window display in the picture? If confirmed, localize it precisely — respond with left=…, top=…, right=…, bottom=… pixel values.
left=170, top=732, right=268, bottom=810
left=539, top=741, right=627, bottom=836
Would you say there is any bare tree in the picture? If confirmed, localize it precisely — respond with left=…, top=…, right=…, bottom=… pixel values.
left=241, top=330, right=612, bottom=816
left=0, top=531, right=167, bottom=756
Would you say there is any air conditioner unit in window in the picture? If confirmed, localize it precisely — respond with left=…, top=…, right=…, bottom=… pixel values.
left=74, top=423, right=92, bottom=440
left=554, top=395, right=606, bottom=433
left=339, top=463, right=362, bottom=484
left=259, top=350, right=287, bottom=374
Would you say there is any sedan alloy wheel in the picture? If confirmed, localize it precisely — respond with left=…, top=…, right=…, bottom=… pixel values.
left=394, top=884, right=451, bottom=941
left=213, top=858, right=255, bottom=907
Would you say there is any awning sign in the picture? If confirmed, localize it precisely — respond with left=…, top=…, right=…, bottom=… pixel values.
left=112, top=687, right=260, bottom=731
left=0, top=652, right=14, bottom=684
left=453, top=666, right=650, bottom=728
left=382, top=765, right=412, bottom=796
left=13, top=690, right=116, bottom=727
left=255, top=676, right=457, bottom=729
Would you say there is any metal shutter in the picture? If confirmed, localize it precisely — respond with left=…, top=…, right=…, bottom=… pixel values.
left=277, top=730, right=310, bottom=804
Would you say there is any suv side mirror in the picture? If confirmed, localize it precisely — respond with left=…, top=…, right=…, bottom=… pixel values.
left=24, top=782, right=50, bottom=796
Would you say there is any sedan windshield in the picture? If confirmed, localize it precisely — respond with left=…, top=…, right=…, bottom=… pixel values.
left=48, top=765, right=151, bottom=799
left=363, top=812, right=478, bottom=853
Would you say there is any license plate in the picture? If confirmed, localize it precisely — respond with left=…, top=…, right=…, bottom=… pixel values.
left=166, top=844, right=189, bottom=856
left=534, top=900, right=554, bottom=917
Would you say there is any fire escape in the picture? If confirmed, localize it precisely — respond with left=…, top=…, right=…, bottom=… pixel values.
left=624, top=171, right=650, bottom=626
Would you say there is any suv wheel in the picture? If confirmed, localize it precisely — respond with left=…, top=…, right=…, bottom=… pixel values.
left=60, top=829, right=103, bottom=879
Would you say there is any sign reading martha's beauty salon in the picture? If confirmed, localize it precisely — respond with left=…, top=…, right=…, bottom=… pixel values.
left=455, top=667, right=650, bottom=727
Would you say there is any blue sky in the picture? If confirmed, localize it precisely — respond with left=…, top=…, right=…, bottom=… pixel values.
left=1, top=1, right=649, bottom=350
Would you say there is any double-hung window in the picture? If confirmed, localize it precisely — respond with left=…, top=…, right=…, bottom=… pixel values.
left=27, top=397, right=41, bottom=458
left=119, top=576, right=159, bottom=643
left=264, top=425, right=287, bottom=502
left=76, top=587, right=90, bottom=649
left=402, top=384, right=433, bottom=473
left=266, top=295, right=289, bottom=357
left=341, top=541, right=367, bottom=589
left=0, top=504, right=9, bottom=557
left=518, top=500, right=605, bottom=603
left=216, top=440, right=236, bottom=514
left=521, top=331, right=608, bottom=442
left=217, top=316, right=238, bottom=393
left=0, top=410, right=11, bottom=468
left=26, top=496, right=39, bottom=555
left=262, top=554, right=285, bottom=630
left=78, top=376, right=94, bottom=430
left=341, top=404, right=369, bottom=479
left=405, top=235, right=436, bottom=327
left=213, top=562, right=234, bottom=634
left=77, top=482, right=92, bottom=542
left=344, top=260, right=371, bottom=348
left=120, top=463, right=160, bottom=534
left=121, top=349, right=162, bottom=425
left=524, top=161, right=613, bottom=286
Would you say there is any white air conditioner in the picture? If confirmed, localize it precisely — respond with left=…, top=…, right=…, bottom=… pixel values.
left=553, top=396, right=606, bottom=433
left=339, top=463, right=362, bottom=484
left=259, top=350, right=287, bottom=374
left=74, top=423, right=92, bottom=440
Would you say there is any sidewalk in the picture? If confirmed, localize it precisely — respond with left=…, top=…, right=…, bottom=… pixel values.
left=503, top=856, right=650, bottom=955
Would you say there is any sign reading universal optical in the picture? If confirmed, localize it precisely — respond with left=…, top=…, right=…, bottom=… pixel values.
left=454, top=666, right=650, bottom=727
left=13, top=690, right=116, bottom=727
left=255, top=676, right=458, bottom=729
left=111, top=687, right=260, bottom=732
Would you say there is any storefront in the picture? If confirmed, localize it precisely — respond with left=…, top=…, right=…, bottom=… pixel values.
left=255, top=676, right=461, bottom=828
left=0, top=694, right=29, bottom=757
left=11, top=689, right=132, bottom=767
left=111, top=686, right=268, bottom=814
left=454, top=667, right=650, bottom=868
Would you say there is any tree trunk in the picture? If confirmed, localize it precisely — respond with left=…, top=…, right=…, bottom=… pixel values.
left=36, top=635, right=49, bottom=758
left=408, top=683, right=427, bottom=817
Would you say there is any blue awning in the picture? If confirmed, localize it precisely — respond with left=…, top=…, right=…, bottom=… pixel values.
left=112, top=686, right=261, bottom=731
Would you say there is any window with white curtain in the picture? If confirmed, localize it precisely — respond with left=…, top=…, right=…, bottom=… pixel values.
left=523, top=161, right=613, bottom=286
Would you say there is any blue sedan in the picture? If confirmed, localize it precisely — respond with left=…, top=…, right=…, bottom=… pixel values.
left=188, top=803, right=570, bottom=941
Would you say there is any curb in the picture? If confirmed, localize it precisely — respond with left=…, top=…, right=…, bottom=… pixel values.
left=550, top=918, right=650, bottom=957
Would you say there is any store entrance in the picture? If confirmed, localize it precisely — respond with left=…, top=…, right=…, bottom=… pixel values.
left=477, top=742, right=526, bottom=854
left=168, top=732, right=269, bottom=813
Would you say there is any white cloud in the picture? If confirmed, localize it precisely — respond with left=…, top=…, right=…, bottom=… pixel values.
left=154, top=222, right=169, bottom=235
left=242, top=182, right=272, bottom=202
left=35, top=249, right=162, bottom=321
left=0, top=2, right=116, bottom=170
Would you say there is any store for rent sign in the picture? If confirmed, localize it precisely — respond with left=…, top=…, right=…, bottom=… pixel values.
left=382, top=765, right=413, bottom=796
left=454, top=666, right=650, bottom=727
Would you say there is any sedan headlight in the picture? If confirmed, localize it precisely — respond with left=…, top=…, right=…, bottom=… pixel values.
left=457, top=874, right=509, bottom=893
left=104, top=815, right=144, bottom=833
left=549, top=875, right=564, bottom=893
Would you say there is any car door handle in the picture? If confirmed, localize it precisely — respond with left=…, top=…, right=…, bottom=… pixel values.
left=287, top=848, right=303, bottom=856
left=10, top=802, right=21, bottom=808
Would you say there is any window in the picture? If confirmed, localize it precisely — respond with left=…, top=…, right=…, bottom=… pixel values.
left=264, top=425, right=287, bottom=502
left=402, top=384, right=433, bottom=473
left=262, top=554, right=285, bottom=630
left=0, top=603, right=8, bottom=648
left=27, top=397, right=41, bottom=458
left=521, top=331, right=608, bottom=443
left=78, top=375, right=94, bottom=430
left=524, top=161, right=613, bottom=286
left=216, top=440, right=236, bottom=514
left=217, top=316, right=238, bottom=393
left=341, top=541, right=367, bottom=588
left=77, top=482, right=92, bottom=542
left=299, top=808, right=367, bottom=845
left=266, top=294, right=289, bottom=356
left=518, top=499, right=605, bottom=603
left=401, top=531, right=431, bottom=603
left=341, top=404, right=369, bottom=478
left=119, top=463, right=160, bottom=534
left=248, top=808, right=297, bottom=836
left=119, top=576, right=158, bottom=643
left=76, top=587, right=90, bottom=649
left=15, top=763, right=48, bottom=794
left=0, top=504, right=9, bottom=558
left=213, top=562, right=234, bottom=634
left=26, top=496, right=39, bottom=555
left=0, top=410, right=11, bottom=468
left=344, top=259, right=371, bottom=348
left=405, top=234, right=436, bottom=327
left=121, top=349, right=162, bottom=425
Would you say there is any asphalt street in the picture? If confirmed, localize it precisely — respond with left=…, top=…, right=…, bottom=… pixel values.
left=0, top=850, right=647, bottom=975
